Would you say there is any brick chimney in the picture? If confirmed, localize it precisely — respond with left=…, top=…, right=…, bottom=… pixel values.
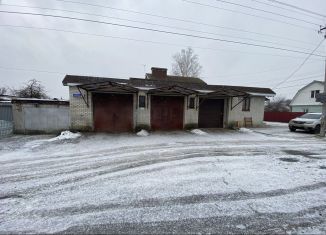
left=151, top=67, right=167, bottom=79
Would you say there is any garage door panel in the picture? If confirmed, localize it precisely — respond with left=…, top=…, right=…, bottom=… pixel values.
left=198, top=99, right=224, bottom=128
left=151, top=96, right=184, bottom=130
left=93, top=94, right=133, bottom=132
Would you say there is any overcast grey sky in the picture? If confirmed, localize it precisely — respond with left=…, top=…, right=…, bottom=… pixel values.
left=0, top=0, right=326, bottom=99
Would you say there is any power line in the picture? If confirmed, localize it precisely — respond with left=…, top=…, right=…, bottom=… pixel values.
left=214, top=0, right=320, bottom=26
left=1, top=10, right=325, bottom=58
left=52, top=0, right=318, bottom=47
left=272, top=39, right=325, bottom=89
left=182, top=0, right=316, bottom=31
left=0, top=66, right=64, bottom=74
left=2, top=23, right=325, bottom=62
left=214, top=62, right=320, bottom=79
left=2, top=3, right=321, bottom=52
left=266, top=0, right=326, bottom=18
left=244, top=73, right=324, bottom=86
left=250, top=0, right=325, bottom=22
left=275, top=81, right=323, bottom=90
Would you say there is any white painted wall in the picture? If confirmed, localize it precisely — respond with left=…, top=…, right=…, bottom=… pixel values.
left=135, top=91, right=150, bottom=129
left=184, top=95, right=199, bottom=128
left=227, top=96, right=265, bottom=127
left=290, top=82, right=324, bottom=106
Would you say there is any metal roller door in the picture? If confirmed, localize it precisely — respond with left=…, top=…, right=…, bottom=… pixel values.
left=151, top=96, right=184, bottom=130
left=93, top=93, right=133, bottom=132
left=198, top=99, right=224, bottom=128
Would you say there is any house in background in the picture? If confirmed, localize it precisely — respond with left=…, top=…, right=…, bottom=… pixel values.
left=290, top=80, right=324, bottom=113
left=63, top=67, right=275, bottom=132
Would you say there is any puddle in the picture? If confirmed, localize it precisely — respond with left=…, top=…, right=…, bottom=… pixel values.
left=279, top=157, right=299, bottom=162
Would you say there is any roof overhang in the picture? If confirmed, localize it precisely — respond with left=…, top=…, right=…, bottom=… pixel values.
left=148, top=85, right=198, bottom=96
left=78, top=81, right=138, bottom=93
left=203, top=87, right=249, bottom=98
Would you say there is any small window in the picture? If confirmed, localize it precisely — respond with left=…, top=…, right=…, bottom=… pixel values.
left=139, top=95, right=146, bottom=108
left=189, top=97, right=195, bottom=109
left=242, top=97, right=250, bottom=111
left=311, top=90, right=320, bottom=98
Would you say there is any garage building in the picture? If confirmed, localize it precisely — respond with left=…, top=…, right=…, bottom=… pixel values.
left=63, top=67, right=275, bottom=132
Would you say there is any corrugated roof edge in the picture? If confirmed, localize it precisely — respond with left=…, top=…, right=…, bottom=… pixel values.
left=63, top=75, right=275, bottom=95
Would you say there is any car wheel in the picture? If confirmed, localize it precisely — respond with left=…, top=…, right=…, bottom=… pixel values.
left=289, top=127, right=296, bottom=132
left=314, top=125, right=321, bottom=134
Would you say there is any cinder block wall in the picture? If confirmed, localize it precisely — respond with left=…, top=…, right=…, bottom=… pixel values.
left=69, top=86, right=93, bottom=131
left=227, top=96, right=265, bottom=127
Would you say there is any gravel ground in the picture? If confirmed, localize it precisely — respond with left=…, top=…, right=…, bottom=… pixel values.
left=0, top=123, right=325, bottom=234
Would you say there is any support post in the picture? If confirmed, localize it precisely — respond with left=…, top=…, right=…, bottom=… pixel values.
left=320, top=57, right=326, bottom=137
left=319, top=26, right=326, bottom=137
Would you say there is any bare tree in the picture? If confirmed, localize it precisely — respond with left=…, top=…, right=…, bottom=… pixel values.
left=171, top=47, right=202, bottom=77
left=265, top=97, right=291, bottom=112
left=12, top=79, right=49, bottom=99
left=0, top=87, right=7, bottom=95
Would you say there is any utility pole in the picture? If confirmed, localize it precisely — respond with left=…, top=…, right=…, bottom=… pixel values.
left=318, top=26, right=326, bottom=137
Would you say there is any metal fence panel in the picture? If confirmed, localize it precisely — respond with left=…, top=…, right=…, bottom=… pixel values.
left=0, top=104, right=13, bottom=137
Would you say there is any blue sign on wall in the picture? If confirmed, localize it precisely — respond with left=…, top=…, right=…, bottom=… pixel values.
left=73, top=93, right=82, bottom=97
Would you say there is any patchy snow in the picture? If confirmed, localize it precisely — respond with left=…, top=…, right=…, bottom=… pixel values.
left=0, top=126, right=325, bottom=234
left=238, top=127, right=253, bottom=133
left=264, top=121, right=289, bottom=127
left=47, top=131, right=81, bottom=142
left=190, top=129, right=207, bottom=135
left=136, top=129, right=149, bottom=137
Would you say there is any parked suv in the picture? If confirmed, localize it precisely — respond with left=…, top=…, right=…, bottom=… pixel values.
left=289, top=113, right=322, bottom=133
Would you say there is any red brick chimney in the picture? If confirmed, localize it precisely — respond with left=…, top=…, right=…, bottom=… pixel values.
left=151, top=67, right=167, bottom=79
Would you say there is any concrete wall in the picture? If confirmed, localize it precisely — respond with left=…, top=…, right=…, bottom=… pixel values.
left=291, top=105, right=322, bottom=113
left=69, top=86, right=93, bottom=131
left=227, top=96, right=265, bottom=127
left=12, top=103, right=69, bottom=134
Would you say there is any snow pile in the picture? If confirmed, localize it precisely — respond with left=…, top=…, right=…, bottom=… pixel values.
left=48, top=131, right=81, bottom=142
left=136, top=129, right=149, bottom=137
left=239, top=128, right=253, bottom=133
left=191, top=129, right=207, bottom=135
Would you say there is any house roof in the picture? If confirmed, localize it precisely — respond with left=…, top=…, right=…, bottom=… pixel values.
left=290, top=80, right=324, bottom=106
left=63, top=75, right=275, bottom=96
left=145, top=73, right=207, bottom=84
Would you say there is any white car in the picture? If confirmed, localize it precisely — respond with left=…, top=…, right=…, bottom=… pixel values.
left=289, top=113, right=322, bottom=133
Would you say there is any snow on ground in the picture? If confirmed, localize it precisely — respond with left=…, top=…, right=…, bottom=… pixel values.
left=0, top=125, right=325, bottom=234
left=47, top=131, right=81, bottom=142
left=190, top=129, right=207, bottom=135
left=136, top=129, right=149, bottom=137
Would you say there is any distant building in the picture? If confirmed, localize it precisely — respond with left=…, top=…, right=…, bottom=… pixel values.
left=290, top=80, right=324, bottom=113
left=63, top=67, right=275, bottom=132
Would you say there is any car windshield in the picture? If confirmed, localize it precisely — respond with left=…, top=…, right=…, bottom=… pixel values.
left=299, top=113, right=321, bottom=119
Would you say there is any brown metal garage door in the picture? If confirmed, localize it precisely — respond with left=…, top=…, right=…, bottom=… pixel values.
left=198, top=99, right=224, bottom=128
left=93, top=93, right=133, bottom=132
left=151, top=96, right=184, bottom=130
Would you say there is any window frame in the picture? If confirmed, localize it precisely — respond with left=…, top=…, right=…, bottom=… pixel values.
left=138, top=95, right=146, bottom=108
left=311, top=90, right=315, bottom=98
left=242, top=97, right=251, bottom=111
left=189, top=97, right=195, bottom=109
